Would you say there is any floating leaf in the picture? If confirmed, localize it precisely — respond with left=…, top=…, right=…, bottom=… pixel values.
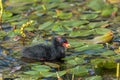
left=69, top=39, right=85, bottom=48
left=2, top=11, right=13, bottom=18
left=101, top=8, right=113, bottom=16
left=7, top=0, right=38, bottom=7
left=70, top=29, right=94, bottom=37
left=88, top=22, right=108, bottom=29
left=41, top=0, right=62, bottom=3
left=102, top=60, right=116, bottom=69
left=2, top=11, right=13, bottom=22
left=24, top=71, right=40, bottom=76
left=92, top=31, right=113, bottom=43
left=51, top=21, right=70, bottom=32
left=39, top=21, right=53, bottom=30
left=85, top=75, right=102, bottom=80
left=100, top=50, right=115, bottom=56
left=106, top=0, right=120, bottom=4
left=58, top=3, right=71, bottom=9
left=80, top=14, right=98, bottom=20
left=91, top=58, right=105, bottom=67
left=0, top=31, right=7, bottom=40
left=41, top=71, right=67, bottom=77
left=94, top=28, right=112, bottom=34
left=87, top=0, right=105, bottom=11
left=44, top=62, right=60, bottom=68
left=57, top=12, right=72, bottom=19
left=32, top=65, right=51, bottom=72
left=87, top=0, right=117, bottom=16
left=75, top=44, right=103, bottom=51
left=70, top=66, right=88, bottom=76
left=62, top=20, right=89, bottom=27
left=66, top=57, right=85, bottom=66
left=52, top=25, right=64, bottom=32
left=7, top=29, right=20, bottom=37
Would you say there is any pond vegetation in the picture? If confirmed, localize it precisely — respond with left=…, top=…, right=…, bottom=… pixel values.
left=0, top=0, right=120, bottom=80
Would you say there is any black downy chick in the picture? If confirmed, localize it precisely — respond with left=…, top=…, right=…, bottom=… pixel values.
left=21, top=36, right=70, bottom=61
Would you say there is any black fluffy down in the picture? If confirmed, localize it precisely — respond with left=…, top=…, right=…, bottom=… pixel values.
left=21, top=36, right=67, bottom=61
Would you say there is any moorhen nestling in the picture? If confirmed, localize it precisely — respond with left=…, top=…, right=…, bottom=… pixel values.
left=21, top=36, right=70, bottom=61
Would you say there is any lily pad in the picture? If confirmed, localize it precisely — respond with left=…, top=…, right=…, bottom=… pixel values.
left=57, top=12, right=72, bottom=19
left=100, top=50, right=115, bottom=56
left=44, top=62, right=60, bottom=68
left=87, top=0, right=105, bottom=11
left=32, top=65, right=51, bottom=72
left=66, top=57, right=85, bottom=66
left=94, top=28, right=111, bottom=34
left=88, top=22, right=108, bottom=29
left=75, top=44, right=103, bottom=52
left=24, top=71, right=40, bottom=76
left=69, top=29, right=95, bottom=37
left=41, top=71, right=67, bottom=77
left=62, top=20, right=89, bottom=27
left=38, top=21, right=53, bottom=30
left=70, top=66, right=88, bottom=76
left=80, top=14, right=98, bottom=20
left=85, top=76, right=102, bottom=80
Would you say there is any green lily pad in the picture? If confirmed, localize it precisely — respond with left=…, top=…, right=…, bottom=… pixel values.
left=7, top=29, right=20, bottom=37
left=75, top=44, right=103, bottom=52
left=32, top=65, right=51, bottom=72
left=24, top=71, right=40, bottom=76
left=69, top=29, right=95, bottom=37
left=91, top=58, right=105, bottom=67
left=80, top=14, right=98, bottom=20
left=94, top=28, right=111, bottom=34
left=57, top=12, right=72, bottom=19
left=0, top=31, right=7, bottom=40
left=102, top=60, right=116, bottom=69
left=62, top=20, right=89, bottom=27
left=41, top=71, right=67, bottom=77
left=85, top=76, right=102, bottom=80
left=66, top=57, right=85, bottom=66
left=70, top=66, right=88, bottom=76
left=58, top=2, right=71, bottom=9
left=101, top=9, right=112, bottom=16
left=44, top=62, right=60, bottom=68
left=100, top=50, right=115, bottom=56
left=38, top=21, right=53, bottom=30
left=87, top=0, right=105, bottom=11
left=88, top=22, right=108, bottom=29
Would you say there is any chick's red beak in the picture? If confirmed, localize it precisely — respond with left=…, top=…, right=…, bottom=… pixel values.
left=62, top=42, right=71, bottom=48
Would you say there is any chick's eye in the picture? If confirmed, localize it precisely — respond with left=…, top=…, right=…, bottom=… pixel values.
left=57, top=37, right=68, bottom=43
left=60, top=39, right=68, bottom=43
left=63, top=41, right=68, bottom=43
